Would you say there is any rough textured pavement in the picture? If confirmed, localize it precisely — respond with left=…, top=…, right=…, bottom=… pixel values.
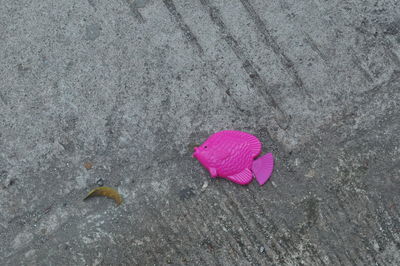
left=1, top=0, right=400, bottom=265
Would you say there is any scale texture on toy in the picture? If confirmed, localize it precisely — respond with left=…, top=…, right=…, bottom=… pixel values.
left=192, top=130, right=274, bottom=185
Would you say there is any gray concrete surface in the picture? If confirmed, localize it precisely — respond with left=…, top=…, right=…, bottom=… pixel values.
left=1, top=0, right=400, bottom=265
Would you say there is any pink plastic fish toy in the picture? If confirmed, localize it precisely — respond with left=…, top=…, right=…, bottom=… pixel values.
left=192, top=130, right=274, bottom=185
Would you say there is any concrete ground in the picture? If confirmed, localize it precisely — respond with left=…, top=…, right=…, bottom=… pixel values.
left=1, top=0, right=400, bottom=265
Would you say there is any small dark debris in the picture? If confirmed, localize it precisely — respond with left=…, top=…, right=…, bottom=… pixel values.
left=84, top=23, right=102, bottom=41
left=43, top=205, right=52, bottom=214
left=132, top=0, right=148, bottom=8
left=59, top=139, right=75, bottom=153
left=3, top=177, right=16, bottom=189
left=0, top=170, right=8, bottom=178
left=384, top=20, right=400, bottom=35
left=63, top=116, right=78, bottom=132
left=17, top=63, right=30, bottom=72
left=96, top=178, right=104, bottom=186
left=201, top=239, right=214, bottom=252
left=84, top=162, right=93, bottom=170
left=178, top=187, right=195, bottom=201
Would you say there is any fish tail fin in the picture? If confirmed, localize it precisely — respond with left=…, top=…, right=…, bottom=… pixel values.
left=252, top=153, right=274, bottom=185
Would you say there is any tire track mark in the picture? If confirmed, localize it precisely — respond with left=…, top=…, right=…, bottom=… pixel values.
left=333, top=251, right=346, bottom=265
left=358, top=70, right=400, bottom=101
left=277, top=215, right=327, bottom=265
left=163, top=0, right=204, bottom=55
left=367, top=211, right=396, bottom=256
left=87, top=0, right=96, bottom=10
left=214, top=207, right=258, bottom=264
left=245, top=187, right=289, bottom=261
left=271, top=218, right=305, bottom=262
left=383, top=40, right=400, bottom=69
left=310, top=198, right=352, bottom=264
left=349, top=47, right=373, bottom=83
left=303, top=32, right=329, bottom=62
left=214, top=77, right=249, bottom=115
left=144, top=245, right=162, bottom=265
left=219, top=189, right=268, bottom=265
left=354, top=247, right=369, bottom=265
left=155, top=199, right=214, bottom=265
left=198, top=0, right=290, bottom=130
left=328, top=230, right=352, bottom=265
left=352, top=224, right=377, bottom=265
left=0, top=92, right=7, bottom=105
left=158, top=0, right=250, bottom=118
left=239, top=0, right=312, bottom=100
left=175, top=193, right=226, bottom=265
left=344, top=249, right=358, bottom=266
left=364, top=196, right=398, bottom=254
left=376, top=201, right=400, bottom=245
left=125, top=0, right=145, bottom=23
left=187, top=195, right=243, bottom=265
left=206, top=61, right=256, bottom=117
left=387, top=48, right=400, bottom=68
left=333, top=193, right=380, bottom=264
left=219, top=187, right=275, bottom=264
left=175, top=210, right=212, bottom=266
left=103, top=67, right=130, bottom=155
left=205, top=188, right=262, bottom=265
left=386, top=203, right=400, bottom=236
left=145, top=205, right=187, bottom=265
left=221, top=186, right=297, bottom=263
left=116, top=234, right=150, bottom=265
left=161, top=0, right=283, bottom=129
left=180, top=203, right=226, bottom=266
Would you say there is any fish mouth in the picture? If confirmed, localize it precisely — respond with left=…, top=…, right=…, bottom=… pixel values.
left=192, top=147, right=198, bottom=158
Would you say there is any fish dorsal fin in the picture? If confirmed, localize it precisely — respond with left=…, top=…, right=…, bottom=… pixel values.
left=217, top=130, right=261, bottom=157
left=226, top=168, right=253, bottom=185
